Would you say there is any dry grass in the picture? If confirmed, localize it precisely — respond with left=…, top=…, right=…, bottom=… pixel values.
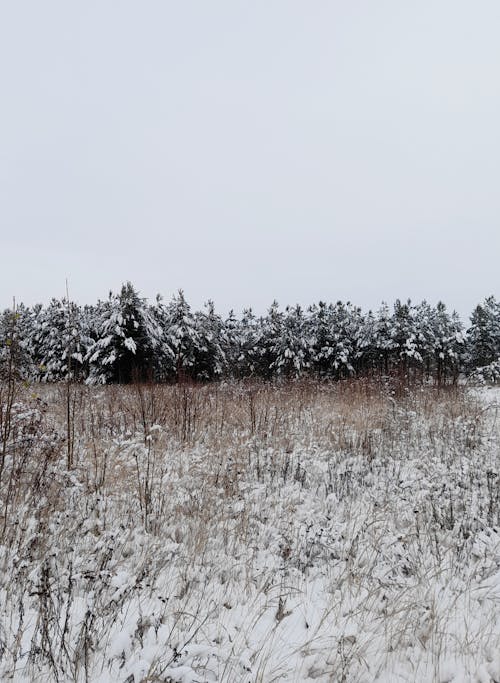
left=0, top=378, right=499, bottom=682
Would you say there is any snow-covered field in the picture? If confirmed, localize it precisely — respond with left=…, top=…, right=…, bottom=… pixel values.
left=1, top=380, right=500, bottom=682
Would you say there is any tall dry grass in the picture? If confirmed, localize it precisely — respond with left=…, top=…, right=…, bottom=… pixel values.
left=0, top=377, right=498, bottom=682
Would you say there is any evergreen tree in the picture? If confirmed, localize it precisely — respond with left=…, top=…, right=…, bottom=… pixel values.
left=273, top=305, right=311, bottom=377
left=327, top=302, right=357, bottom=378
left=149, top=295, right=176, bottom=381
left=346, top=304, right=369, bottom=376
left=237, top=308, right=261, bottom=377
left=31, top=298, right=88, bottom=382
left=428, top=302, right=464, bottom=384
left=193, top=301, right=226, bottom=380
left=372, top=302, right=398, bottom=375
left=87, top=283, right=159, bottom=384
left=391, top=299, right=421, bottom=374
left=163, top=290, right=200, bottom=382
left=467, top=296, right=500, bottom=370
left=309, top=301, right=335, bottom=376
left=356, top=309, right=376, bottom=375
left=257, top=301, right=283, bottom=379
left=0, top=303, right=34, bottom=380
left=222, top=310, right=243, bottom=377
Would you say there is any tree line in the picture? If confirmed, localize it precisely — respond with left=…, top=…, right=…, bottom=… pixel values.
left=1, top=283, right=499, bottom=384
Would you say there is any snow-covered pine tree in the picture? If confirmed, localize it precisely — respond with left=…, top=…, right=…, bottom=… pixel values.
left=86, top=283, right=159, bottom=384
left=411, top=301, right=435, bottom=381
left=308, top=302, right=333, bottom=377
left=427, top=302, right=464, bottom=384
left=346, top=303, right=369, bottom=376
left=193, top=301, right=226, bottom=380
left=163, top=290, right=200, bottom=382
left=256, top=301, right=283, bottom=379
left=222, top=310, right=242, bottom=377
left=0, top=303, right=34, bottom=380
left=390, top=300, right=422, bottom=378
left=149, top=294, right=176, bottom=381
left=31, top=298, right=88, bottom=382
left=372, top=302, right=398, bottom=376
left=272, top=304, right=311, bottom=377
left=237, top=308, right=261, bottom=377
left=356, top=309, right=376, bottom=376
left=308, top=302, right=360, bottom=378
left=467, top=296, right=500, bottom=371
left=327, top=302, right=357, bottom=378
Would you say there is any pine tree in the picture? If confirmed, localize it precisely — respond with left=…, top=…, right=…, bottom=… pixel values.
left=328, top=302, right=357, bottom=378
left=193, top=301, right=226, bottom=380
left=467, top=296, right=500, bottom=370
left=257, top=301, right=283, bottom=379
left=428, top=302, right=464, bottom=384
left=391, top=300, right=421, bottom=377
left=87, top=283, right=159, bottom=384
left=149, top=295, right=176, bottom=381
left=35, top=298, right=90, bottom=382
left=163, top=290, right=200, bottom=382
left=0, top=304, right=34, bottom=380
left=273, top=305, right=311, bottom=377
left=222, top=310, right=243, bottom=377
left=237, top=308, right=261, bottom=377
left=372, top=302, right=398, bottom=375
left=309, top=302, right=334, bottom=376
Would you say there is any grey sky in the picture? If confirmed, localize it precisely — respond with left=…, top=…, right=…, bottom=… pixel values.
left=1, top=1, right=499, bottom=321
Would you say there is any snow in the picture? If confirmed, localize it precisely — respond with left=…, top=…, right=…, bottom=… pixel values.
left=1, top=382, right=500, bottom=681
left=124, top=337, right=137, bottom=353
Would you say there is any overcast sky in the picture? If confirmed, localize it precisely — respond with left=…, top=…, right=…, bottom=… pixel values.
left=1, top=1, right=499, bottom=321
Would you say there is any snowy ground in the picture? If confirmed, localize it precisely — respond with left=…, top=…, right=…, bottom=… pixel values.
left=0, top=380, right=500, bottom=682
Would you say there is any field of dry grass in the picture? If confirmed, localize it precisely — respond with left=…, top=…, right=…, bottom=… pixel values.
left=0, top=379, right=499, bottom=682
